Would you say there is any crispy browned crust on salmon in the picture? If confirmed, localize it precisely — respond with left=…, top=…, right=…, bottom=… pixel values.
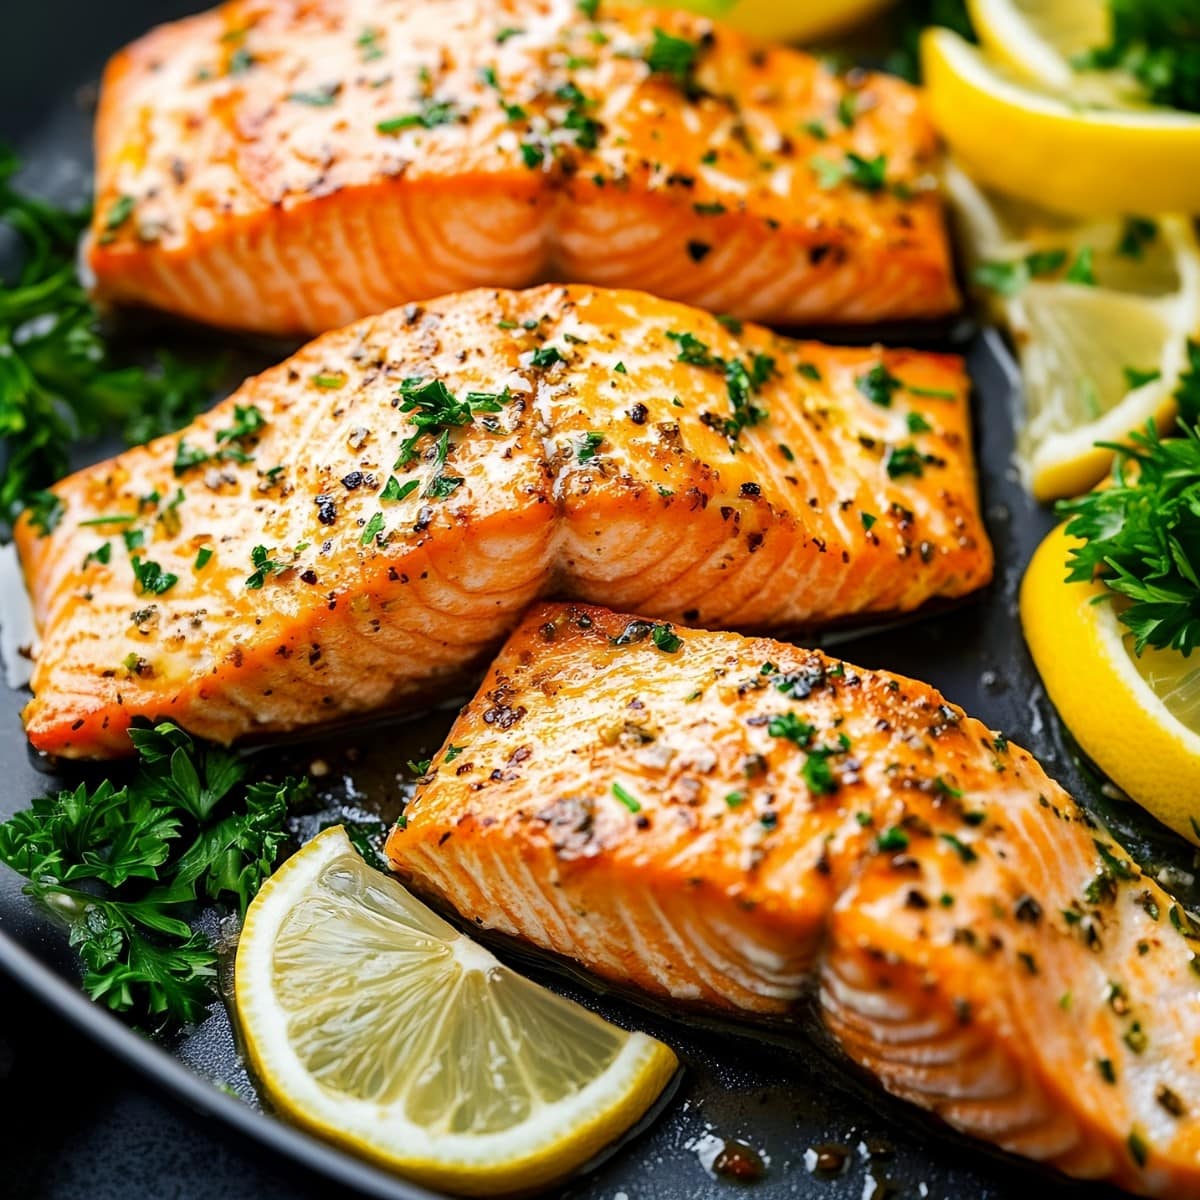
left=89, top=0, right=957, bottom=334
left=387, top=602, right=1200, bottom=1198
left=16, top=285, right=989, bottom=758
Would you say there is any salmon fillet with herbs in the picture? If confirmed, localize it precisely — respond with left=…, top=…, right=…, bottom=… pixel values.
left=388, top=602, right=1200, bottom=1199
left=89, top=0, right=957, bottom=335
left=16, top=285, right=990, bottom=758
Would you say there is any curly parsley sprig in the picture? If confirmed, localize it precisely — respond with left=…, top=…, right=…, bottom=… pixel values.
left=0, top=147, right=222, bottom=534
left=0, top=721, right=309, bottom=1027
left=1057, top=415, right=1200, bottom=657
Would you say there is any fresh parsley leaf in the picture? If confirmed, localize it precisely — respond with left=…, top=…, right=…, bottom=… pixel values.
left=0, top=147, right=221, bottom=532
left=611, top=782, right=642, bottom=813
left=1057, top=418, right=1200, bottom=655
left=643, top=28, right=702, bottom=96
left=1117, top=216, right=1158, bottom=258
left=1065, top=245, right=1097, bottom=285
left=857, top=363, right=903, bottom=407
left=131, top=556, right=178, bottom=596
left=576, top=431, right=604, bottom=461
left=245, top=544, right=286, bottom=588
left=376, top=99, right=460, bottom=134
left=651, top=623, right=682, bottom=653
left=973, top=249, right=1067, bottom=296
left=0, top=720, right=307, bottom=1028
left=1074, top=1, right=1200, bottom=112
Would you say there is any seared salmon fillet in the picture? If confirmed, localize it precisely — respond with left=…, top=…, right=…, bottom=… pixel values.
left=89, top=0, right=957, bottom=334
left=387, top=602, right=1200, bottom=1198
left=17, top=285, right=990, bottom=758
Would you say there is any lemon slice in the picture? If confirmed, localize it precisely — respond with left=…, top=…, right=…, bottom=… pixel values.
left=627, top=0, right=892, bottom=41
left=235, top=826, right=678, bottom=1195
left=944, top=164, right=1200, bottom=500
left=1021, top=523, right=1200, bottom=847
left=967, top=0, right=1111, bottom=89
left=921, top=28, right=1200, bottom=215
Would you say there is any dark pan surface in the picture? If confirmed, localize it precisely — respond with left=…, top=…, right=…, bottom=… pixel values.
left=3, top=5, right=1199, bottom=1198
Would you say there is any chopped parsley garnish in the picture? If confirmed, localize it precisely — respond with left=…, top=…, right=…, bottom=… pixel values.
left=725, top=791, right=745, bottom=809
left=377, top=99, right=460, bottom=134
left=856, top=363, right=903, bottom=407
left=876, top=826, right=909, bottom=852
left=25, top=491, right=64, bottom=536
left=357, top=27, right=384, bottom=61
left=694, top=202, right=727, bottom=216
left=1117, top=216, right=1157, bottom=258
left=194, top=547, right=213, bottom=570
left=496, top=26, right=524, bottom=43
left=0, top=148, right=220, bottom=530
left=520, top=142, right=545, bottom=168
left=973, top=249, right=1067, bottom=297
left=861, top=511, right=877, bottom=531
left=577, top=0, right=600, bottom=17
left=797, top=362, right=822, bottom=382
left=837, top=93, right=858, bottom=128
left=556, top=80, right=603, bottom=150
left=312, top=372, right=345, bottom=389
left=1065, top=245, right=1097, bottom=285
left=102, top=194, right=135, bottom=236
left=131, top=556, right=178, bottom=596
left=906, top=412, right=933, bottom=433
left=423, top=475, right=463, bottom=500
left=444, top=744, right=466, bottom=763
left=802, top=746, right=841, bottom=795
left=360, top=512, right=386, bottom=545
left=381, top=476, right=419, bottom=502
left=651, top=624, right=682, bottom=653
left=530, top=345, right=565, bottom=368
left=611, top=782, right=642, bottom=813
left=1074, top=3, right=1200, bottom=112
left=643, top=27, right=702, bottom=97
left=1123, top=365, right=1162, bottom=389
left=84, top=542, right=112, bottom=567
left=217, top=403, right=266, bottom=445
left=393, top=375, right=509, bottom=472
left=245, top=544, right=286, bottom=589
left=810, top=151, right=888, bottom=192
left=768, top=711, right=815, bottom=747
left=886, top=444, right=928, bottom=479
left=576, top=431, right=604, bottom=461
left=665, top=330, right=770, bottom=448
left=939, top=832, right=978, bottom=863
left=287, top=85, right=339, bottom=106
left=1057, top=417, right=1200, bottom=654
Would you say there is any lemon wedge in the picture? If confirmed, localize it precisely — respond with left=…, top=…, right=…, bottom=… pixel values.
left=921, top=27, right=1200, bottom=215
left=967, top=0, right=1110, bottom=89
left=1022, top=523, right=1200, bottom=847
left=627, top=0, right=892, bottom=41
left=944, top=164, right=1200, bottom=500
left=235, top=826, right=678, bottom=1195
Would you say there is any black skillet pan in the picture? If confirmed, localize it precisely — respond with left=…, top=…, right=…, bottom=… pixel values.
left=2, top=4, right=1197, bottom=1198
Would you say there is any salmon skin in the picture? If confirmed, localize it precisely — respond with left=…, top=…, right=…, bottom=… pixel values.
left=89, top=0, right=958, bottom=335
left=16, top=285, right=990, bottom=758
left=387, top=601, right=1200, bottom=1198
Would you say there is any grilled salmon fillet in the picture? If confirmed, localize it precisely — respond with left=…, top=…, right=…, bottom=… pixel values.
left=89, top=0, right=957, bottom=335
left=387, top=602, right=1200, bottom=1198
left=17, top=285, right=990, bottom=758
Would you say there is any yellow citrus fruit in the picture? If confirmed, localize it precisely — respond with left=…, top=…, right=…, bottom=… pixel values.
left=1021, top=523, right=1200, bottom=846
left=943, top=163, right=1200, bottom=500
left=235, top=826, right=678, bottom=1195
left=627, top=0, right=893, bottom=42
left=967, top=0, right=1111, bottom=89
left=921, top=27, right=1200, bottom=216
